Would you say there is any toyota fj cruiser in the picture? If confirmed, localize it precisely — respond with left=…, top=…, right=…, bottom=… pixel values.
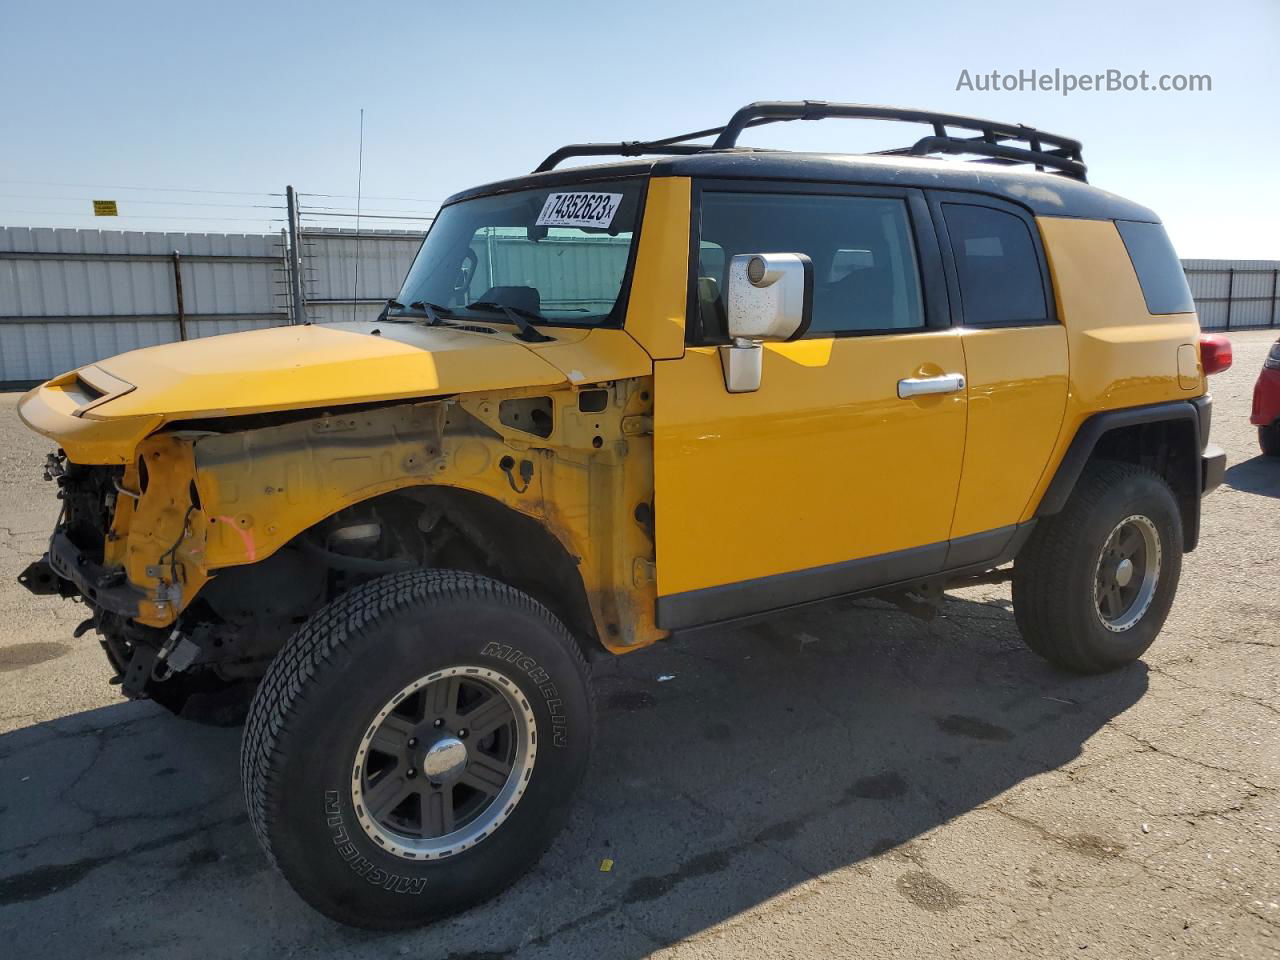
left=17, top=102, right=1229, bottom=928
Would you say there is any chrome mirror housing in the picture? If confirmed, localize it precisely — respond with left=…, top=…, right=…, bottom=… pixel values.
left=725, top=253, right=813, bottom=341
left=720, top=253, right=813, bottom=393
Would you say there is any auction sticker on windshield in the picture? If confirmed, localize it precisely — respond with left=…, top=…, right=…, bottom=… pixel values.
left=536, top=192, right=622, bottom=229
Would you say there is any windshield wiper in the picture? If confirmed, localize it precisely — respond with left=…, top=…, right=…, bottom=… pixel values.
left=378, top=299, right=455, bottom=325
left=376, top=298, right=405, bottom=322
left=465, top=301, right=554, bottom=343
left=412, top=300, right=456, bottom=325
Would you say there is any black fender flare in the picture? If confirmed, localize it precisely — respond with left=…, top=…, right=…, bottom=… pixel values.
left=1035, top=398, right=1210, bottom=549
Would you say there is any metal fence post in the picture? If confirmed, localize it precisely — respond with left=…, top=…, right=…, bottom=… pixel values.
left=286, top=185, right=307, bottom=324
left=1271, top=268, right=1278, bottom=328
left=1225, top=268, right=1235, bottom=331
left=170, top=251, right=187, bottom=340
left=278, top=228, right=293, bottom=320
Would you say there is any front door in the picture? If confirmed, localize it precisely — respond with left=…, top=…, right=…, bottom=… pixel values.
left=652, top=184, right=967, bottom=629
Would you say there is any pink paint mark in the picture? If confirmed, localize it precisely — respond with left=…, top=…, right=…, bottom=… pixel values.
left=218, top=515, right=257, bottom=562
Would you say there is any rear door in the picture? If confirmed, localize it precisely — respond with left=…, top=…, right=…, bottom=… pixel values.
left=652, top=182, right=968, bottom=629
left=929, top=194, right=1069, bottom=546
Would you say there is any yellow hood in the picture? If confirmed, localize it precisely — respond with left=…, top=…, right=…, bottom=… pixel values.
left=92, top=322, right=568, bottom=419
left=18, top=321, right=654, bottom=464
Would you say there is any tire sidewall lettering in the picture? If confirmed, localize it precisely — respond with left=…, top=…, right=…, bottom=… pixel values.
left=322, top=790, right=428, bottom=894
left=480, top=641, right=569, bottom=747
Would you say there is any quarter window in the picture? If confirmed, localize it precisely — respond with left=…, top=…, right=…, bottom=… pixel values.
left=696, top=192, right=925, bottom=338
left=942, top=203, right=1049, bottom=326
left=1115, top=220, right=1195, bottom=315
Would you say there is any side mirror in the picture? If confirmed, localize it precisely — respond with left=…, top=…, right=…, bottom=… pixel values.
left=719, top=253, right=813, bottom=393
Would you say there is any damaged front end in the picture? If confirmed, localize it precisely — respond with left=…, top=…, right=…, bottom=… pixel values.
left=23, top=408, right=454, bottom=720
left=24, top=441, right=256, bottom=720
left=22, top=382, right=660, bottom=722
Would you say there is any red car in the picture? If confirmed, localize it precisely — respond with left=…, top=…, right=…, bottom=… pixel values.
left=1253, top=334, right=1280, bottom=456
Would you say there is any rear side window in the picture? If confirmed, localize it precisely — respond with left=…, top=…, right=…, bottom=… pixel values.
left=696, top=192, right=924, bottom=337
left=942, top=203, right=1049, bottom=326
left=1115, top=220, right=1195, bottom=314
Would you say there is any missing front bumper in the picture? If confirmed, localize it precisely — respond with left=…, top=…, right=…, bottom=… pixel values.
left=17, top=557, right=75, bottom=598
left=43, top=531, right=144, bottom=616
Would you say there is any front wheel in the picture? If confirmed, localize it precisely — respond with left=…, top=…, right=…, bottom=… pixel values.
left=1012, top=462, right=1183, bottom=674
left=241, top=570, right=594, bottom=929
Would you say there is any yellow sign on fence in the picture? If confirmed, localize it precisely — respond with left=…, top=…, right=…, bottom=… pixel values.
left=92, top=200, right=118, bottom=217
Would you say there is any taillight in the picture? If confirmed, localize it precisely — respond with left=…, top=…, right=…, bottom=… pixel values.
left=1200, top=334, right=1232, bottom=375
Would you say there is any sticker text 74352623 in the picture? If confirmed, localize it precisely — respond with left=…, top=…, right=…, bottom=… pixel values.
left=535, top=192, right=622, bottom=230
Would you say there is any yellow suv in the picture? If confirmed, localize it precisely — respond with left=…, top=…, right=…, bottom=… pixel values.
left=17, top=102, right=1228, bottom=928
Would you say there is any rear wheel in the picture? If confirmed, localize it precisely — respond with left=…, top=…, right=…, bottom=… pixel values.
left=1012, top=461, right=1183, bottom=674
left=241, top=569, right=593, bottom=929
left=1260, top=422, right=1280, bottom=457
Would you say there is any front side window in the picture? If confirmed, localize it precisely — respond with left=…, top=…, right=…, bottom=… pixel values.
left=695, top=191, right=925, bottom=338
left=397, top=179, right=644, bottom=326
left=941, top=203, right=1049, bottom=326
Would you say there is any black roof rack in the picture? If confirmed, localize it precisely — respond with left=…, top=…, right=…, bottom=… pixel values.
left=534, top=100, right=1087, bottom=181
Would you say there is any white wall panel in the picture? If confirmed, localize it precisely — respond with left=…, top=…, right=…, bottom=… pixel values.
left=1181, top=259, right=1279, bottom=330
left=0, top=227, right=291, bottom=383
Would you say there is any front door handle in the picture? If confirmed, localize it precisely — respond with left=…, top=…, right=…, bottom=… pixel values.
left=897, top=373, right=966, bottom=399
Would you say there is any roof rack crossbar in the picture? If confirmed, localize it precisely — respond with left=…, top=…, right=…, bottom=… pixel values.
left=534, top=100, right=1087, bottom=180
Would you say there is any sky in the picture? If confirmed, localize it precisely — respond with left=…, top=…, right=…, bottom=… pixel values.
left=1, top=0, right=1276, bottom=258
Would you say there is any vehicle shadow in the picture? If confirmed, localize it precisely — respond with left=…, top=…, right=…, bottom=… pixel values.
left=1225, top=453, right=1280, bottom=499
left=0, top=591, right=1147, bottom=960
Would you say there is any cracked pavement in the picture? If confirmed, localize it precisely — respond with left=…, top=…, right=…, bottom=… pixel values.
left=0, top=330, right=1276, bottom=959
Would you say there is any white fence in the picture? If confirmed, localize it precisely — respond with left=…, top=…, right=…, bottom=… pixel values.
left=1182, top=259, right=1280, bottom=331
left=301, top=229, right=424, bottom=326
left=0, top=226, right=426, bottom=385
left=0, top=227, right=291, bottom=384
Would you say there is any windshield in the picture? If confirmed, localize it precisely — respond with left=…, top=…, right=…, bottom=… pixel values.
left=396, top=178, right=645, bottom=327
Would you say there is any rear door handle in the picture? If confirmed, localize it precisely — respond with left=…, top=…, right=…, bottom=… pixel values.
left=897, top=373, right=966, bottom=399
